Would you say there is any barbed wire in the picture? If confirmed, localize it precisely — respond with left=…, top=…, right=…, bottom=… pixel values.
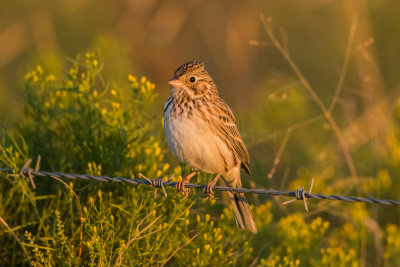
left=1, top=167, right=400, bottom=207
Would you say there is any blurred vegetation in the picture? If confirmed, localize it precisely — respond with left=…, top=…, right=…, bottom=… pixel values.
left=1, top=0, right=400, bottom=266
left=0, top=52, right=399, bottom=266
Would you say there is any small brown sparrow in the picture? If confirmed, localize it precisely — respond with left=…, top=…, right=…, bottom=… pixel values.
left=163, top=61, right=257, bottom=233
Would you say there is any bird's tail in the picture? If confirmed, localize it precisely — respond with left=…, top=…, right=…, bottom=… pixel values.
left=223, top=170, right=257, bottom=234
left=228, top=191, right=257, bottom=234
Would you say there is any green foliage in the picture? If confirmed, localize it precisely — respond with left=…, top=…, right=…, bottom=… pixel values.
left=0, top=54, right=253, bottom=266
left=19, top=53, right=159, bottom=176
left=1, top=54, right=400, bottom=266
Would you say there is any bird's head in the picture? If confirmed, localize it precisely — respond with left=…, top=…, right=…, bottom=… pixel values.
left=168, top=61, right=218, bottom=98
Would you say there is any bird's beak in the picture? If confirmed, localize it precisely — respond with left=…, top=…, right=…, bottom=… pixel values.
left=168, top=78, right=182, bottom=87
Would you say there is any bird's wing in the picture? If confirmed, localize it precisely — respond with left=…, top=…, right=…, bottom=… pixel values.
left=213, top=98, right=250, bottom=174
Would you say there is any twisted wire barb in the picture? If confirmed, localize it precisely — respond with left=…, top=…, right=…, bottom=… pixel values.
left=282, top=178, right=314, bottom=211
left=1, top=167, right=400, bottom=206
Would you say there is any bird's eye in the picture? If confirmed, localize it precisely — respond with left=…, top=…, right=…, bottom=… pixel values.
left=189, top=76, right=196, bottom=83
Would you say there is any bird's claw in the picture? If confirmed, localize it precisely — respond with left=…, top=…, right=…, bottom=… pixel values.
left=176, top=180, right=190, bottom=198
left=203, top=183, right=216, bottom=200
left=175, top=171, right=199, bottom=199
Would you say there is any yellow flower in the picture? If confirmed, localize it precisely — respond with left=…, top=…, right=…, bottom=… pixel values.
left=36, top=65, right=43, bottom=74
left=163, top=163, right=170, bottom=171
left=46, top=74, right=55, bottom=82
left=155, top=147, right=161, bottom=156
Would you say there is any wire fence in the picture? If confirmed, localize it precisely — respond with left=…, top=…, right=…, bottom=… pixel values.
left=1, top=167, right=400, bottom=208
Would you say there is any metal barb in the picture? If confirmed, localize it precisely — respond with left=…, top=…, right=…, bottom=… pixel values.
left=282, top=177, right=314, bottom=212
left=139, top=173, right=173, bottom=199
left=20, top=159, right=37, bottom=190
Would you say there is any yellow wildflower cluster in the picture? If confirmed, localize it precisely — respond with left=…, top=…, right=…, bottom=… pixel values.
left=254, top=201, right=273, bottom=228
left=25, top=65, right=56, bottom=85
left=384, top=224, right=400, bottom=261
left=276, top=213, right=329, bottom=258
left=259, top=255, right=301, bottom=267
left=321, top=247, right=358, bottom=267
left=88, top=161, right=102, bottom=176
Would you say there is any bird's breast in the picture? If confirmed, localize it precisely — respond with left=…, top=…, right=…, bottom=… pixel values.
left=164, top=101, right=234, bottom=174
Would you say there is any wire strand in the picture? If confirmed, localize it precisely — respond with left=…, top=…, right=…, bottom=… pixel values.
left=1, top=167, right=399, bottom=206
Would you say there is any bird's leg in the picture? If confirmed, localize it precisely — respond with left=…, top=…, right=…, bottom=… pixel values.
left=176, top=171, right=198, bottom=198
left=204, top=174, right=221, bottom=200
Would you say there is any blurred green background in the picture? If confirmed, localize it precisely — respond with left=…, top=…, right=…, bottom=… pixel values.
left=1, top=0, right=400, bottom=265
left=1, top=0, right=398, bottom=117
left=2, top=0, right=400, bottom=190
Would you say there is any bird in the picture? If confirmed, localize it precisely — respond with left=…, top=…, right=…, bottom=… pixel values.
left=163, top=61, right=257, bottom=233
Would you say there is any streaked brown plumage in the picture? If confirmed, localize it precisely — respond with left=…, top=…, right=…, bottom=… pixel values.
left=164, top=61, right=257, bottom=233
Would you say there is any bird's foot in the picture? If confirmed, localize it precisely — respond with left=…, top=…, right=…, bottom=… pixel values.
left=203, top=174, right=221, bottom=200
left=176, top=171, right=198, bottom=199
left=204, top=183, right=216, bottom=200
left=176, top=179, right=190, bottom=199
